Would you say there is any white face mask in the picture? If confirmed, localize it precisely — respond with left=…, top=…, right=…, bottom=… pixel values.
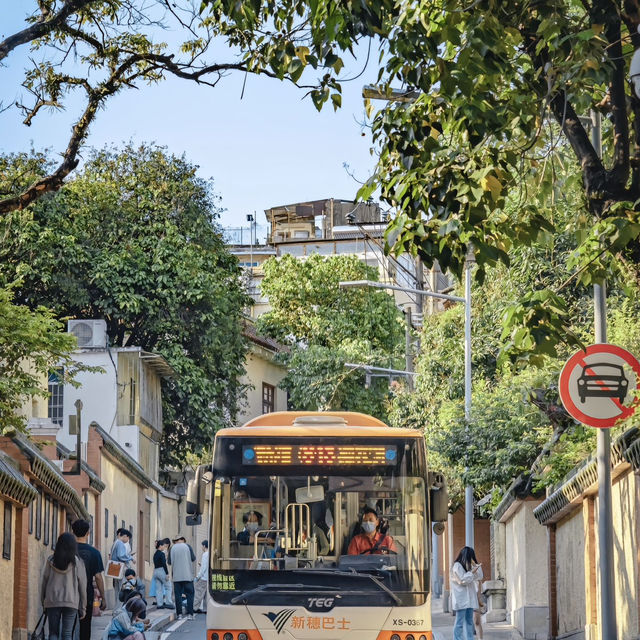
left=246, top=522, right=260, bottom=534
left=362, top=521, right=377, bottom=534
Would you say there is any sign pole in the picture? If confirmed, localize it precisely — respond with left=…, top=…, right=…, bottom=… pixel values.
left=591, top=108, right=617, bottom=640
left=594, top=282, right=617, bottom=639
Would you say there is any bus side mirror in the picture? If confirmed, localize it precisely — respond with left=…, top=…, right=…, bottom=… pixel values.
left=186, top=479, right=199, bottom=515
left=429, top=472, right=449, bottom=523
left=186, top=465, right=212, bottom=518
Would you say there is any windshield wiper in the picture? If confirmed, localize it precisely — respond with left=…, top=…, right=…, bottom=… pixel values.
left=230, top=583, right=339, bottom=604
left=292, top=569, right=401, bottom=605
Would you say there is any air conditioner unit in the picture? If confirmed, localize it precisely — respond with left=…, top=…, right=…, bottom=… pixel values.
left=68, top=319, right=108, bottom=349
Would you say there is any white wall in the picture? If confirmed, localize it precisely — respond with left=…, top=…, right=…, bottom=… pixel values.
left=59, top=350, right=117, bottom=450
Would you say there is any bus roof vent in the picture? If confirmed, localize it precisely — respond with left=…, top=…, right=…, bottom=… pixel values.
left=292, top=415, right=347, bottom=427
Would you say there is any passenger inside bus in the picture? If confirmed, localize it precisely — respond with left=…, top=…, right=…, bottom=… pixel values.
left=347, top=507, right=397, bottom=555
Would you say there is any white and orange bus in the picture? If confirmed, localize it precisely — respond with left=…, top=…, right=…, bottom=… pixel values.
left=187, top=411, right=447, bottom=640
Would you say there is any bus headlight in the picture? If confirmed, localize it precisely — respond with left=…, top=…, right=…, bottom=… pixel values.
left=223, top=633, right=233, bottom=640
left=391, top=634, right=401, bottom=640
left=238, top=633, right=248, bottom=640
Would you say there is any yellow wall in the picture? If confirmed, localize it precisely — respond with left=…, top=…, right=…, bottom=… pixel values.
left=100, top=455, right=139, bottom=570
left=0, top=498, right=15, bottom=640
left=556, top=509, right=586, bottom=635
left=610, top=472, right=639, bottom=639
left=238, top=345, right=287, bottom=424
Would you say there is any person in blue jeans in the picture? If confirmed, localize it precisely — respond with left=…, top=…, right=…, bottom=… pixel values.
left=41, top=532, right=87, bottom=640
left=450, top=546, right=483, bottom=640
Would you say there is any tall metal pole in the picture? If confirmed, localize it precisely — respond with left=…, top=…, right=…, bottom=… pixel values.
left=591, top=108, right=617, bottom=640
left=464, top=254, right=474, bottom=548
left=405, top=307, right=414, bottom=391
left=415, top=258, right=424, bottom=317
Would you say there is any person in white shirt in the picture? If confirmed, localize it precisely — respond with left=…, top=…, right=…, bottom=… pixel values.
left=193, top=540, right=209, bottom=614
left=450, top=546, right=483, bottom=640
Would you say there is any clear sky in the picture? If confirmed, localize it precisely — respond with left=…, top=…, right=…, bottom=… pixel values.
left=0, top=3, right=378, bottom=231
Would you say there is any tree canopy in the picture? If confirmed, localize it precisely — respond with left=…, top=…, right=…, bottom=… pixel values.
left=388, top=188, right=640, bottom=510
left=0, top=285, right=79, bottom=436
left=0, top=143, right=249, bottom=465
left=257, top=254, right=406, bottom=418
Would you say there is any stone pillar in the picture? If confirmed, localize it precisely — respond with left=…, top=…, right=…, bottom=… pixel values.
left=442, top=512, right=455, bottom=612
left=482, top=580, right=507, bottom=623
left=484, top=520, right=507, bottom=622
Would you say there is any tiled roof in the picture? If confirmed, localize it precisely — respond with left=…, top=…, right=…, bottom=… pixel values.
left=0, top=451, right=37, bottom=507
left=243, top=321, right=289, bottom=354
left=12, top=434, right=89, bottom=519
left=533, top=427, right=640, bottom=525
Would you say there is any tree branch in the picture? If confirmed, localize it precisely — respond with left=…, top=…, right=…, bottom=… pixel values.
left=0, top=0, right=96, bottom=61
left=598, top=3, right=630, bottom=188
left=0, top=91, right=99, bottom=213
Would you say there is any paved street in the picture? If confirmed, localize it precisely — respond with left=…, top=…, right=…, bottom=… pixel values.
left=431, top=598, right=515, bottom=640
left=159, top=615, right=206, bottom=639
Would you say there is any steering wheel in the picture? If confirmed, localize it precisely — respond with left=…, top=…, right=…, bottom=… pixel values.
left=360, top=546, right=397, bottom=555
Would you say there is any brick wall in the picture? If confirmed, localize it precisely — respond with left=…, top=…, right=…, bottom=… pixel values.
left=450, top=509, right=492, bottom=579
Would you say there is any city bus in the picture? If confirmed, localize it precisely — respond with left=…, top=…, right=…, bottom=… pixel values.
left=186, top=411, right=447, bottom=640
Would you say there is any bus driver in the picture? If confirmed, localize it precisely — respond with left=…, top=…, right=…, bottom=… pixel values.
left=347, top=507, right=397, bottom=555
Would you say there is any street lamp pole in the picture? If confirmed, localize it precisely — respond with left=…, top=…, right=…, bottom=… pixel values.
left=339, top=276, right=475, bottom=546
left=464, top=254, right=474, bottom=548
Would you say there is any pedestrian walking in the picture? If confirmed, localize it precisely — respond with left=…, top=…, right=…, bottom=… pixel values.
left=102, top=594, right=151, bottom=640
left=152, top=539, right=174, bottom=609
left=110, top=529, right=134, bottom=596
left=72, top=519, right=107, bottom=640
left=450, top=546, right=483, bottom=640
left=168, top=534, right=196, bottom=619
left=41, top=532, right=87, bottom=640
left=193, top=540, right=209, bottom=613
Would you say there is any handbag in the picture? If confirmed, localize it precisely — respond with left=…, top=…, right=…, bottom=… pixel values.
left=106, top=559, right=126, bottom=580
left=31, top=612, right=47, bottom=640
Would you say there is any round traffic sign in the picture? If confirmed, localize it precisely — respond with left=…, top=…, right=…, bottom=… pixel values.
left=559, top=344, right=640, bottom=428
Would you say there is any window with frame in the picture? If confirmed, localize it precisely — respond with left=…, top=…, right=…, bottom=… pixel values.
left=105, top=508, right=109, bottom=539
left=28, top=490, right=34, bottom=535
left=44, top=496, right=51, bottom=546
left=51, top=501, right=59, bottom=549
left=47, top=368, right=64, bottom=427
left=3, top=502, right=12, bottom=560
left=129, top=377, right=137, bottom=424
left=262, top=383, right=275, bottom=414
left=35, top=488, right=42, bottom=540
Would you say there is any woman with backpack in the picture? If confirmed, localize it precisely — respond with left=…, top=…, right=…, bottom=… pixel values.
left=41, top=532, right=88, bottom=640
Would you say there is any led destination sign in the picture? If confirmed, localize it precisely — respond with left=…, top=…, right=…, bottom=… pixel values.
left=242, top=444, right=397, bottom=466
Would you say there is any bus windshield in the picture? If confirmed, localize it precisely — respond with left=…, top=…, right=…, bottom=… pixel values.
left=209, top=472, right=428, bottom=607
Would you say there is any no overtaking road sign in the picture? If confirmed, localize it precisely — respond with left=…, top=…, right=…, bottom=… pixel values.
left=559, top=344, right=640, bottom=428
